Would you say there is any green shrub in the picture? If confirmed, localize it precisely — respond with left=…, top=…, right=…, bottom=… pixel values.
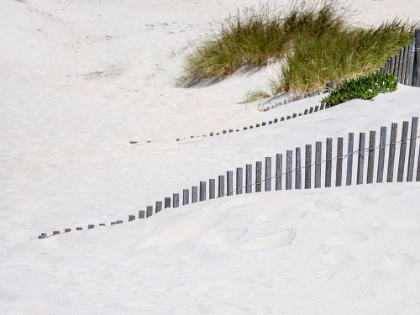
left=321, top=73, right=398, bottom=106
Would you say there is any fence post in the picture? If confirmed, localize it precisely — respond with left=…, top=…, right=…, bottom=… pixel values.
left=275, top=154, right=283, bottom=190
left=397, top=121, right=409, bottom=182
left=265, top=157, right=272, bottom=191
left=218, top=175, right=225, bottom=197
left=305, top=145, right=312, bottom=189
left=200, top=181, right=206, bottom=201
left=246, top=164, right=252, bottom=193
left=367, top=131, right=376, bottom=184
left=227, top=171, right=234, bottom=196
left=377, top=127, right=387, bottom=183
left=209, top=179, right=216, bottom=199
left=315, top=142, right=322, bottom=188
left=286, top=150, right=293, bottom=190
left=192, top=186, right=198, bottom=203
left=357, top=133, right=366, bottom=185
left=336, top=137, right=343, bottom=187
left=256, top=162, right=262, bottom=192
left=236, top=168, right=243, bottom=194
left=295, top=148, right=301, bottom=189
left=346, top=133, right=354, bottom=186
left=407, top=117, right=418, bottom=181
left=325, top=138, right=333, bottom=187
left=387, top=123, right=398, bottom=182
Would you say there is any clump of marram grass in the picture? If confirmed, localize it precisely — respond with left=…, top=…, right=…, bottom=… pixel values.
left=178, top=0, right=352, bottom=86
left=273, top=18, right=417, bottom=94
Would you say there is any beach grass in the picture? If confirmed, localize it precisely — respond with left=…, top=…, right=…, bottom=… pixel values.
left=178, top=0, right=416, bottom=97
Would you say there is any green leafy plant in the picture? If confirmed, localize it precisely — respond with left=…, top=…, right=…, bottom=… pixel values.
left=321, top=73, right=398, bottom=106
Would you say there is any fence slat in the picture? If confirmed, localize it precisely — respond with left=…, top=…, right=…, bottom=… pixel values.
left=403, top=45, right=410, bottom=85
left=413, top=29, right=420, bottom=86
left=393, top=53, right=400, bottom=77
left=173, top=193, right=179, bottom=208
left=209, top=179, right=216, bottom=199
left=325, top=138, right=332, bottom=187
left=200, top=181, right=206, bottom=201
left=397, top=121, right=409, bottom=182
left=367, top=131, right=376, bottom=184
left=387, top=123, right=398, bottom=182
left=294, top=148, right=301, bottom=189
left=397, top=48, right=404, bottom=82
left=377, top=127, right=387, bottom=183
left=346, top=133, right=354, bottom=186
left=336, top=137, right=343, bottom=187
left=246, top=164, right=252, bottom=193
left=357, top=133, right=366, bottom=185
left=305, top=145, right=312, bottom=189
left=146, top=206, right=153, bottom=218
left=236, top=167, right=243, bottom=194
left=183, top=189, right=189, bottom=205
left=227, top=171, right=234, bottom=196
left=256, top=162, right=262, bottom=192
left=315, top=142, right=322, bottom=188
left=265, top=157, right=272, bottom=191
left=192, top=186, right=198, bottom=203
left=218, top=175, right=225, bottom=197
left=286, top=150, right=293, bottom=190
left=407, top=117, right=418, bottom=181
left=155, top=201, right=162, bottom=213
left=164, top=197, right=171, bottom=208
left=417, top=144, right=420, bottom=181
left=275, top=154, right=282, bottom=190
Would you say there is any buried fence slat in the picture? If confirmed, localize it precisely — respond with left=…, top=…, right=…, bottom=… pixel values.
left=336, top=137, right=343, bottom=187
left=309, top=107, right=314, bottom=114
left=407, top=117, right=418, bottom=181
left=305, top=144, right=312, bottom=189
left=236, top=167, right=243, bottom=194
left=356, top=133, right=366, bottom=185
left=246, top=164, right=252, bottom=193
left=346, top=133, right=354, bottom=186
left=227, top=171, right=234, bottom=196
left=325, top=138, right=333, bottom=187
left=200, top=181, right=206, bottom=201
left=295, top=148, right=302, bottom=189
left=367, top=131, right=376, bottom=184
left=314, top=106, right=319, bottom=112
left=397, top=121, right=409, bottom=182
left=304, top=109, right=308, bottom=115
left=146, top=206, right=153, bottom=218
left=286, top=150, right=293, bottom=190
left=256, top=162, right=262, bottom=192
left=209, top=179, right=216, bottom=199
left=387, top=123, right=398, bottom=182
left=275, top=154, right=283, bottom=191
left=377, top=127, right=387, bottom=183
left=164, top=197, right=171, bottom=208
left=155, top=201, right=162, bottom=213
left=173, top=193, right=179, bottom=208
left=183, top=189, right=189, bottom=205
left=315, top=142, right=322, bottom=188
left=192, top=186, right=198, bottom=203
left=139, top=210, right=145, bottom=219
left=320, top=103, right=325, bottom=110
left=265, top=157, right=272, bottom=192
left=218, top=175, right=225, bottom=197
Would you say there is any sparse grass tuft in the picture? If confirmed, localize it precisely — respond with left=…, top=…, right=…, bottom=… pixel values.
left=239, top=90, right=271, bottom=104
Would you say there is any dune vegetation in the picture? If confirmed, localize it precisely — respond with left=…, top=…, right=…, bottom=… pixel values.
left=178, top=0, right=416, bottom=98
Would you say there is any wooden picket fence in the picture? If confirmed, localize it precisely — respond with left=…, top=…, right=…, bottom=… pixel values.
left=39, top=116, right=419, bottom=238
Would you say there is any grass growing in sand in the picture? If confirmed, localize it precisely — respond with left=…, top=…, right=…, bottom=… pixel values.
left=178, top=0, right=416, bottom=98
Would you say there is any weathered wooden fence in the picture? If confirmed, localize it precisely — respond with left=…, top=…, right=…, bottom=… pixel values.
left=40, top=117, right=419, bottom=238
left=376, top=29, right=420, bottom=87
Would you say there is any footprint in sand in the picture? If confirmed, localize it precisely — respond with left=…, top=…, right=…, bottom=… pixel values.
left=243, top=229, right=296, bottom=251
left=200, top=228, right=248, bottom=245
left=326, top=232, right=369, bottom=246
left=322, top=246, right=355, bottom=264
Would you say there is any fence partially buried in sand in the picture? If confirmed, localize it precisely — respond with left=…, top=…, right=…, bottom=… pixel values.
left=39, top=116, right=420, bottom=238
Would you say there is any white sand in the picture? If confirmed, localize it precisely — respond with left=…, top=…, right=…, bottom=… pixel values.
left=1, top=0, right=420, bottom=314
